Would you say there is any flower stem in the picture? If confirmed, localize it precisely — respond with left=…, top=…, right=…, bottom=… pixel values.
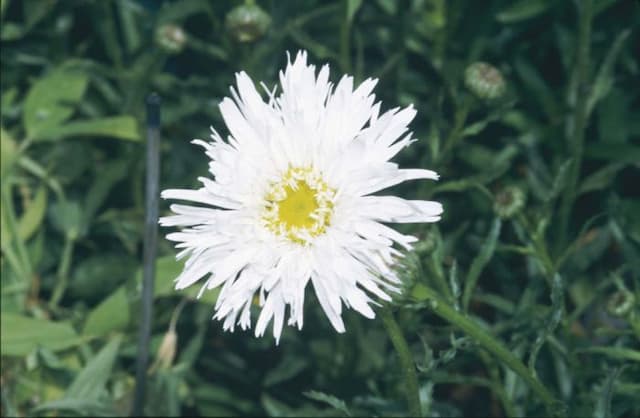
left=1, top=184, right=32, bottom=281
left=379, top=306, right=422, bottom=417
left=49, top=236, right=75, bottom=308
left=557, top=0, right=593, bottom=251
left=411, top=283, right=564, bottom=417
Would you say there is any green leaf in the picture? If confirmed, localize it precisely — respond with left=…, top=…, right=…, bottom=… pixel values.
left=23, top=0, right=57, bottom=31
left=346, top=0, right=363, bottom=22
left=304, top=390, right=351, bottom=416
left=462, top=218, right=502, bottom=311
left=157, top=0, right=213, bottom=25
left=545, top=158, right=573, bottom=202
left=49, top=199, right=86, bottom=240
left=513, top=57, right=559, bottom=120
left=587, top=29, right=632, bottom=117
left=0, top=126, right=17, bottom=179
left=40, top=116, right=140, bottom=141
left=496, top=0, right=551, bottom=23
left=528, top=274, right=565, bottom=376
left=0, top=313, right=82, bottom=356
left=83, top=287, right=130, bottom=336
left=18, top=186, right=47, bottom=241
left=84, top=158, right=132, bottom=223
left=31, top=398, right=116, bottom=417
left=578, top=163, right=625, bottom=196
left=141, top=255, right=220, bottom=304
left=66, top=336, right=122, bottom=400
left=575, top=347, right=640, bottom=363
left=264, top=355, right=309, bottom=386
left=584, top=143, right=640, bottom=163
left=0, top=22, right=26, bottom=40
left=23, top=68, right=89, bottom=140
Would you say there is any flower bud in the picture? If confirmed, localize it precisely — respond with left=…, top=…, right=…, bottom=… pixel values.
left=606, top=289, right=635, bottom=318
left=155, top=24, right=187, bottom=54
left=225, top=3, right=271, bottom=43
left=493, top=185, right=525, bottom=219
left=465, top=62, right=506, bottom=100
left=150, top=329, right=177, bottom=372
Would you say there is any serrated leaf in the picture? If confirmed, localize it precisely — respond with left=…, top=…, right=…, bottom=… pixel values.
left=40, top=116, right=140, bottom=141
left=23, top=68, right=88, bottom=140
left=83, top=287, right=130, bottom=336
left=0, top=313, right=82, bottom=356
left=18, top=186, right=47, bottom=241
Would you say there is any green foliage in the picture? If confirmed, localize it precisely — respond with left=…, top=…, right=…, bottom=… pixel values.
left=1, top=0, right=638, bottom=417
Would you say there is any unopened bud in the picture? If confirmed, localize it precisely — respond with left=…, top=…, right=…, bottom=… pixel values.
left=150, top=329, right=177, bottom=372
left=606, top=290, right=635, bottom=318
left=225, top=3, right=271, bottom=43
left=494, top=185, right=525, bottom=219
left=465, top=62, right=506, bottom=100
left=155, top=24, right=187, bottom=54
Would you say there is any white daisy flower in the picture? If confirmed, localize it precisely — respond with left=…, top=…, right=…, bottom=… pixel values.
left=160, top=51, right=443, bottom=343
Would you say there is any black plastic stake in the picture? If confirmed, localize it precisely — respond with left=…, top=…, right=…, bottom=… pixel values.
left=132, top=93, right=161, bottom=416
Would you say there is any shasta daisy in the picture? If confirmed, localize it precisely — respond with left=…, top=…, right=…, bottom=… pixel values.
left=160, top=51, right=443, bottom=343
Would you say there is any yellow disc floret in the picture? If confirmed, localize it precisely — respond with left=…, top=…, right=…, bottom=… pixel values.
left=262, top=166, right=335, bottom=244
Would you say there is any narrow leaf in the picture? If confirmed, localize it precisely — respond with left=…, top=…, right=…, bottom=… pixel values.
left=304, top=390, right=352, bottom=417
left=462, top=218, right=502, bottom=311
left=39, top=116, right=140, bottom=141
left=66, top=336, right=122, bottom=399
left=83, top=287, right=130, bottom=336
left=18, top=186, right=47, bottom=241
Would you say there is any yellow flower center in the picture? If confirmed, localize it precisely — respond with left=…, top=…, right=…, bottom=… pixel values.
left=262, top=167, right=334, bottom=244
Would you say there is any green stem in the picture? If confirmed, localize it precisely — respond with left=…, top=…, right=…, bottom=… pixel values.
left=49, top=236, right=75, bottom=308
left=478, top=350, right=518, bottom=418
left=379, top=306, right=422, bottom=417
left=411, top=283, right=563, bottom=416
left=439, top=95, right=472, bottom=164
left=1, top=244, right=25, bottom=280
left=557, top=0, right=593, bottom=250
left=339, top=0, right=351, bottom=73
left=1, top=184, right=32, bottom=280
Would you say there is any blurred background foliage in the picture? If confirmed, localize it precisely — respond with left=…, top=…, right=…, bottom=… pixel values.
left=1, top=0, right=639, bottom=416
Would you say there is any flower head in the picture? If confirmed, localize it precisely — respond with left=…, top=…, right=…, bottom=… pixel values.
left=160, top=51, right=443, bottom=343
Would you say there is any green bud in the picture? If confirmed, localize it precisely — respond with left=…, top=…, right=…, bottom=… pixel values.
left=606, top=289, right=635, bottom=318
left=493, top=185, right=525, bottom=219
left=155, top=24, right=187, bottom=54
left=226, top=3, right=271, bottom=43
left=465, top=62, right=506, bottom=100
